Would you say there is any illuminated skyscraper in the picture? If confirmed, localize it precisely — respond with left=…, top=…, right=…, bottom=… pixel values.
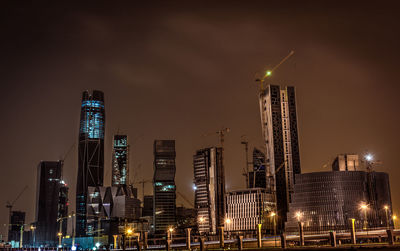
left=193, top=147, right=225, bottom=234
left=153, top=140, right=176, bottom=233
left=259, top=85, right=301, bottom=231
left=76, top=90, right=105, bottom=237
left=112, top=135, right=129, bottom=187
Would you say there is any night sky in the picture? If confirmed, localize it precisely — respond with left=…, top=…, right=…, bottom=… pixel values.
left=1, top=1, right=400, bottom=237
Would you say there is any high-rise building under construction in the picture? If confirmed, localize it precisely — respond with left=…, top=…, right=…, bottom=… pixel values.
left=193, top=147, right=225, bottom=234
left=259, top=84, right=301, bottom=231
left=112, top=135, right=129, bottom=187
left=76, top=90, right=105, bottom=237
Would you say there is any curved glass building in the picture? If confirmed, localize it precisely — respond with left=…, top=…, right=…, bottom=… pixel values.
left=285, top=170, right=393, bottom=234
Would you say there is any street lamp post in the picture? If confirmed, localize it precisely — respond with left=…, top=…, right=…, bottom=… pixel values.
left=296, top=211, right=304, bottom=246
left=360, top=203, right=368, bottom=230
left=270, top=212, right=277, bottom=247
left=126, top=228, right=133, bottom=248
left=168, top=227, right=174, bottom=243
left=30, top=225, right=36, bottom=247
left=57, top=232, right=62, bottom=247
left=393, top=215, right=397, bottom=229
left=225, top=218, right=231, bottom=239
left=384, top=206, right=389, bottom=229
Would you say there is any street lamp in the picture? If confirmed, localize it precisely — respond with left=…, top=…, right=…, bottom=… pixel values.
left=225, top=218, right=231, bottom=239
left=30, top=225, right=36, bottom=247
left=57, top=232, right=63, bottom=247
left=393, top=215, right=397, bottom=229
left=168, top=227, right=174, bottom=243
left=384, top=205, right=390, bottom=229
left=360, top=203, right=368, bottom=230
left=270, top=212, right=277, bottom=247
left=295, top=211, right=302, bottom=222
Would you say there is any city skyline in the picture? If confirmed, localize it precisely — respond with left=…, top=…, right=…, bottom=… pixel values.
left=1, top=1, right=400, bottom=239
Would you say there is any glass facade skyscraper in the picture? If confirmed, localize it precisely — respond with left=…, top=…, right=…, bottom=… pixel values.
left=112, top=135, right=129, bottom=187
left=76, top=90, right=105, bottom=237
left=153, top=140, right=176, bottom=233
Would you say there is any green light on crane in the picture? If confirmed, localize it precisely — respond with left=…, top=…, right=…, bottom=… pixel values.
left=266, top=71, right=272, bottom=76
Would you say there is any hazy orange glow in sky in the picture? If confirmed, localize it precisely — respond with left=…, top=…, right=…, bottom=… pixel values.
left=0, top=1, right=399, bottom=237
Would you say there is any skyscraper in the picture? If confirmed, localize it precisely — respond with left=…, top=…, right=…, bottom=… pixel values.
left=76, top=90, right=105, bottom=237
left=111, top=135, right=129, bottom=187
left=35, top=161, right=68, bottom=246
left=193, top=147, right=225, bottom=234
left=153, top=140, right=176, bottom=233
left=259, top=85, right=301, bottom=230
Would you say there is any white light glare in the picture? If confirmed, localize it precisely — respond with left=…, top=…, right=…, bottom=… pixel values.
left=365, top=154, right=373, bottom=162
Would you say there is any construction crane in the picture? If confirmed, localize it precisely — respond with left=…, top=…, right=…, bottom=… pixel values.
left=255, top=50, right=295, bottom=91
left=133, top=179, right=152, bottom=203
left=203, top=127, right=230, bottom=149
left=203, top=127, right=230, bottom=178
left=60, top=142, right=76, bottom=179
left=6, top=186, right=28, bottom=232
left=240, top=136, right=252, bottom=188
left=176, top=190, right=194, bottom=208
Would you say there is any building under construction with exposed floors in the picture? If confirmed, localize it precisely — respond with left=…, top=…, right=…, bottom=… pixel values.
left=259, top=84, right=301, bottom=231
left=193, top=147, right=225, bottom=235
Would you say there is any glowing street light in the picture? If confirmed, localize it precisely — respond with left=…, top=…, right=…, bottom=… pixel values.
left=225, top=218, right=232, bottom=239
left=384, top=205, right=390, bottom=229
left=270, top=212, right=277, bottom=246
left=168, top=227, right=174, bottom=242
left=360, top=203, right=368, bottom=230
left=57, top=232, right=63, bottom=247
left=295, top=211, right=302, bottom=222
left=126, top=228, right=133, bottom=235
left=199, top=217, right=205, bottom=223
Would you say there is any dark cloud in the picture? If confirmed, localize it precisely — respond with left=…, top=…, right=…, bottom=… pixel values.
left=1, top=1, right=399, bottom=237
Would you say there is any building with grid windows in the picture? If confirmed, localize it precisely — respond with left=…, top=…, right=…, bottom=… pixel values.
left=76, top=90, right=105, bottom=237
left=193, top=147, right=225, bottom=234
left=259, top=85, right=301, bottom=231
left=153, top=140, right=176, bottom=233
left=285, top=168, right=393, bottom=234
left=111, top=135, right=129, bottom=187
left=225, top=188, right=275, bottom=233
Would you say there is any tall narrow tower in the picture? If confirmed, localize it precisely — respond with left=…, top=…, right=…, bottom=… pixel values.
left=76, top=90, right=105, bottom=237
left=153, top=140, right=176, bottom=233
left=193, top=147, right=225, bottom=234
left=259, top=85, right=301, bottom=231
left=111, top=135, right=129, bottom=187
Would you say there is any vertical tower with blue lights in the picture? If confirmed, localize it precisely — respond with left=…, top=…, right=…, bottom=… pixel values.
left=76, top=90, right=105, bottom=237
